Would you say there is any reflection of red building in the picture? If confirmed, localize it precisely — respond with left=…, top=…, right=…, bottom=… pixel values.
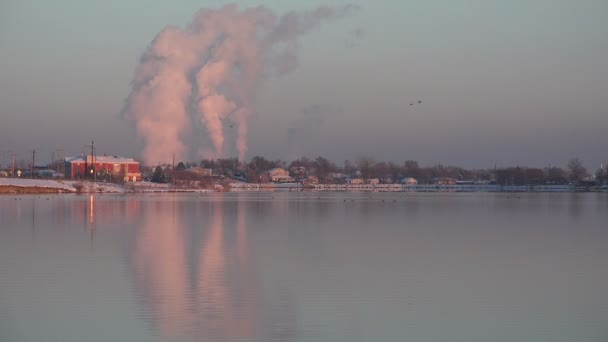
left=64, top=155, right=141, bottom=181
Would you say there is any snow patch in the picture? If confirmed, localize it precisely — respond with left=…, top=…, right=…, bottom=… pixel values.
left=0, top=178, right=76, bottom=191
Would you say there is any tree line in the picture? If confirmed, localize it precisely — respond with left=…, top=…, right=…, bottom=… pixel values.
left=145, top=156, right=607, bottom=186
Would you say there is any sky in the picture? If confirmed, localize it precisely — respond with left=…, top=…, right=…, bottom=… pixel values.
left=1, top=0, right=607, bottom=169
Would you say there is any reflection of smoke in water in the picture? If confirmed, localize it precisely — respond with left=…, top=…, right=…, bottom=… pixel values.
left=133, top=201, right=191, bottom=338
left=123, top=4, right=357, bottom=164
left=131, top=199, right=265, bottom=340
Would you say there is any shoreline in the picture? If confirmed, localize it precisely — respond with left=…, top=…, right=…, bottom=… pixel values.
left=0, top=178, right=215, bottom=195
left=0, top=185, right=74, bottom=194
left=2, top=185, right=607, bottom=195
left=0, top=186, right=216, bottom=195
left=2, top=178, right=606, bottom=195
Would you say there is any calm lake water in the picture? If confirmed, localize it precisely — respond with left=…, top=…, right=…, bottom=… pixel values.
left=1, top=192, right=607, bottom=342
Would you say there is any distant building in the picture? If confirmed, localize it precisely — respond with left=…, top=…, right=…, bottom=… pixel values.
left=301, top=175, right=319, bottom=186
left=65, top=155, right=141, bottom=181
left=266, top=168, right=294, bottom=183
left=34, top=169, right=58, bottom=178
left=186, top=167, right=213, bottom=177
left=327, top=172, right=347, bottom=184
left=328, top=172, right=345, bottom=179
left=432, top=177, right=456, bottom=185
left=367, top=178, right=380, bottom=185
left=289, top=166, right=307, bottom=178
left=380, top=177, right=394, bottom=184
left=400, top=177, right=418, bottom=185
left=348, top=178, right=365, bottom=185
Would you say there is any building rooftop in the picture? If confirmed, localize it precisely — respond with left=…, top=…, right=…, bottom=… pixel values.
left=65, top=155, right=139, bottom=164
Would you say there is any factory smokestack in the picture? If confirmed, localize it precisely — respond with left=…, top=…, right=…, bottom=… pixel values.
left=123, top=4, right=356, bottom=164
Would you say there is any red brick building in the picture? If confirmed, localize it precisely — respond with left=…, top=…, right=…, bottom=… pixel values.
left=64, top=155, right=141, bottom=181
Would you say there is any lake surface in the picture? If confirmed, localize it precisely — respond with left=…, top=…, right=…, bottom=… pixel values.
left=1, top=192, right=607, bottom=342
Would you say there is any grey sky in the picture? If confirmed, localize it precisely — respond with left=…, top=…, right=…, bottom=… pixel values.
left=0, top=0, right=607, bottom=169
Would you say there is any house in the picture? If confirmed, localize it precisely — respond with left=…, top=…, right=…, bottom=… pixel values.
left=34, top=169, right=58, bottom=178
left=432, top=177, right=456, bottom=185
left=302, top=175, right=319, bottom=186
left=380, top=177, right=394, bottom=184
left=289, top=166, right=306, bottom=178
left=367, top=178, right=380, bottom=185
left=348, top=178, right=365, bottom=185
left=186, top=167, right=213, bottom=177
left=266, top=168, right=294, bottom=183
left=65, top=155, right=141, bottom=181
left=327, top=172, right=345, bottom=179
left=326, top=172, right=347, bottom=184
left=400, top=177, right=418, bottom=185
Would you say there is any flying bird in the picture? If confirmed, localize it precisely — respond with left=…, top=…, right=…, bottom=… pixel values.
left=418, top=100, right=422, bottom=104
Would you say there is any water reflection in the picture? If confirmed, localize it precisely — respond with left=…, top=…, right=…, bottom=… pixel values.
left=3, top=193, right=608, bottom=342
left=568, top=193, right=583, bottom=219
left=133, top=199, right=191, bottom=339
left=132, top=198, right=264, bottom=341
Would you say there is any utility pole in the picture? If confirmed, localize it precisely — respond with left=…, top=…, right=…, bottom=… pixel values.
left=12, top=153, right=16, bottom=178
left=85, top=141, right=97, bottom=182
left=31, top=150, right=36, bottom=179
left=56, top=149, right=63, bottom=177
left=91, top=140, right=96, bottom=183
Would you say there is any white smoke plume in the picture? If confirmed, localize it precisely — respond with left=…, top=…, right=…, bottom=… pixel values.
left=123, top=4, right=357, bottom=164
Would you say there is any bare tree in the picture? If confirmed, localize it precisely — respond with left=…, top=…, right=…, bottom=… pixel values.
left=356, top=156, right=375, bottom=181
left=545, top=166, right=568, bottom=184
left=388, top=162, right=401, bottom=183
left=343, top=160, right=356, bottom=176
left=371, top=161, right=389, bottom=180
left=567, top=158, right=588, bottom=183
left=313, top=156, right=335, bottom=182
left=403, top=160, right=420, bottom=178
left=595, top=165, right=607, bottom=184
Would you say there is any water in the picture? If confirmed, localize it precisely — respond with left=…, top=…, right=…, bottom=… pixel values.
left=1, top=192, right=607, bottom=342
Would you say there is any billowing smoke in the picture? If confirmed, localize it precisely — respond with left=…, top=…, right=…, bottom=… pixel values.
left=123, top=4, right=357, bottom=165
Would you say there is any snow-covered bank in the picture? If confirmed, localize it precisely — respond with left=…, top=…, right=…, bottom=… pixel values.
left=0, top=178, right=216, bottom=194
left=0, top=178, right=76, bottom=193
left=0, top=178, right=127, bottom=194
